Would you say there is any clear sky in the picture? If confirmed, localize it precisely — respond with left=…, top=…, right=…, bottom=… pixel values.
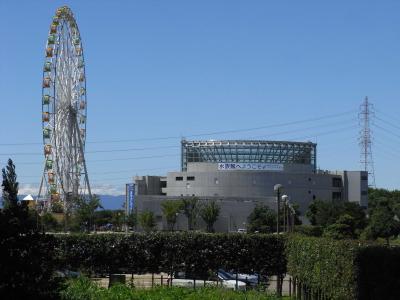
left=1, top=0, right=400, bottom=195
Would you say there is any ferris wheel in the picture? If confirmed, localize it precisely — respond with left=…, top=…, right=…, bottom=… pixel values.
left=38, top=6, right=91, bottom=209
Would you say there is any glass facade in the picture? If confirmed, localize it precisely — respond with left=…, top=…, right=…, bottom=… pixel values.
left=181, top=140, right=317, bottom=171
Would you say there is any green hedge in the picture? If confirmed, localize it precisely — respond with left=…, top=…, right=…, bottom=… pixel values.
left=56, top=232, right=286, bottom=277
left=286, top=235, right=400, bottom=300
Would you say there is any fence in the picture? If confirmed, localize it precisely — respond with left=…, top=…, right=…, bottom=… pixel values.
left=93, top=273, right=302, bottom=296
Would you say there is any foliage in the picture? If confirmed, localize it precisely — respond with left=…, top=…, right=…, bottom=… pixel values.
left=61, top=276, right=287, bottom=300
left=362, top=198, right=400, bottom=244
left=56, top=232, right=287, bottom=277
left=41, top=212, right=62, bottom=232
left=1, top=159, right=18, bottom=209
left=161, top=200, right=183, bottom=231
left=323, top=214, right=357, bottom=240
left=182, top=197, right=199, bottom=230
left=286, top=235, right=400, bottom=300
left=356, top=246, right=400, bottom=300
left=73, top=195, right=103, bottom=231
left=93, top=210, right=114, bottom=228
left=126, top=211, right=137, bottom=228
left=139, top=210, right=156, bottom=232
left=199, top=200, right=220, bottom=233
left=110, top=210, right=124, bottom=231
left=286, top=235, right=360, bottom=300
left=247, top=204, right=276, bottom=233
left=293, top=225, right=323, bottom=237
left=306, top=199, right=366, bottom=233
left=52, top=200, right=64, bottom=213
left=288, top=202, right=302, bottom=225
left=0, top=159, right=60, bottom=299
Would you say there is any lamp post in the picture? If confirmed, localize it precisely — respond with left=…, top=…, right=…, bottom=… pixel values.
left=274, top=184, right=283, bottom=234
left=282, top=195, right=288, bottom=232
left=290, top=206, right=296, bottom=232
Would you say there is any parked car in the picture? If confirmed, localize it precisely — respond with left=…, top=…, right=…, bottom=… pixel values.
left=170, top=278, right=246, bottom=291
left=217, top=269, right=266, bottom=287
left=171, top=270, right=246, bottom=291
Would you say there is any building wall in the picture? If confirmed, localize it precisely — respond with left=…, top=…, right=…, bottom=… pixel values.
left=135, top=195, right=276, bottom=232
left=133, top=164, right=368, bottom=232
left=341, top=171, right=368, bottom=208
left=164, top=163, right=344, bottom=212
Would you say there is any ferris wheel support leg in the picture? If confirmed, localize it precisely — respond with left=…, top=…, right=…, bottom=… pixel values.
left=37, top=158, right=48, bottom=206
left=37, top=173, right=45, bottom=201
left=75, top=119, right=92, bottom=199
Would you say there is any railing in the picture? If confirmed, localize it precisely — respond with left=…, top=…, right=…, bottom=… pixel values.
left=94, top=273, right=331, bottom=299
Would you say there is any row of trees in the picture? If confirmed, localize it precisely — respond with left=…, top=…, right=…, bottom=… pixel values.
left=139, top=197, right=221, bottom=232
left=305, top=193, right=400, bottom=243
left=39, top=197, right=222, bottom=233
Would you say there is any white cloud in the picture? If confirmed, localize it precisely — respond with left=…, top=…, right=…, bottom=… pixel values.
left=18, top=183, right=39, bottom=196
left=17, top=183, right=124, bottom=197
left=91, top=184, right=124, bottom=196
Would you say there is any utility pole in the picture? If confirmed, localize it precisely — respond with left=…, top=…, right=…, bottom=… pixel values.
left=359, top=96, right=376, bottom=187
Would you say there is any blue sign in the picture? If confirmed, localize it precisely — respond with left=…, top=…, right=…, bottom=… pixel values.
left=127, top=183, right=135, bottom=214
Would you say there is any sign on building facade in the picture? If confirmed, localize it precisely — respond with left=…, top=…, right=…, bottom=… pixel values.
left=217, top=162, right=284, bottom=171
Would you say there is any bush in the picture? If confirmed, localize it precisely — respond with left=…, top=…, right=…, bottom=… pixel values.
left=56, top=232, right=286, bottom=278
left=293, top=225, right=323, bottom=237
left=286, top=235, right=400, bottom=300
left=0, top=222, right=61, bottom=299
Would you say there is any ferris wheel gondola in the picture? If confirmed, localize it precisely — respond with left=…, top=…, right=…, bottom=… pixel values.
left=38, top=6, right=91, bottom=211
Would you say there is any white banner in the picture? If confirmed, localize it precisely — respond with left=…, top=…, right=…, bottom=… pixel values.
left=217, top=162, right=284, bottom=171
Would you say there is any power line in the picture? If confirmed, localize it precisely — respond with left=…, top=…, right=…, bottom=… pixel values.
left=373, top=123, right=400, bottom=140
left=0, top=109, right=357, bottom=146
left=0, top=119, right=358, bottom=157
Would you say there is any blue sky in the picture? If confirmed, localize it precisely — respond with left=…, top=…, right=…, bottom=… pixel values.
left=1, top=0, right=400, bottom=195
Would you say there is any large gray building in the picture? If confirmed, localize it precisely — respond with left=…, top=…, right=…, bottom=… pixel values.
left=133, top=140, right=368, bottom=232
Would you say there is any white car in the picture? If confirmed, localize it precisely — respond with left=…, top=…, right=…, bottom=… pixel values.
left=170, top=278, right=246, bottom=291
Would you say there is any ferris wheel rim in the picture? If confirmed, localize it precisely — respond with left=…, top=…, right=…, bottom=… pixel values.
left=39, top=6, right=90, bottom=204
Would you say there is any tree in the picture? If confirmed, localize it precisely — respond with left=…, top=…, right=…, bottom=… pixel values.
left=200, top=200, right=220, bottom=233
left=126, top=211, right=137, bottom=229
left=362, top=198, right=400, bottom=244
left=182, top=197, right=199, bottom=231
left=41, top=212, right=61, bottom=232
left=94, top=209, right=114, bottom=228
left=247, top=204, right=276, bottom=233
left=111, top=210, right=124, bottom=231
left=1, top=159, right=18, bottom=209
left=306, top=199, right=366, bottom=234
left=161, top=200, right=183, bottom=231
left=139, top=210, right=156, bottom=232
left=0, top=159, right=59, bottom=298
left=306, top=199, right=340, bottom=227
left=74, top=194, right=103, bottom=231
left=323, top=214, right=357, bottom=239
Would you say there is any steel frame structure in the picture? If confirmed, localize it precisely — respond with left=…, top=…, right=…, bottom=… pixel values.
left=181, top=140, right=316, bottom=171
left=38, top=6, right=91, bottom=209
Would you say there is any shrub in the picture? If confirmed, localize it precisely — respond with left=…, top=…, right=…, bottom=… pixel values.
left=56, top=232, right=286, bottom=278
left=286, top=235, right=400, bottom=300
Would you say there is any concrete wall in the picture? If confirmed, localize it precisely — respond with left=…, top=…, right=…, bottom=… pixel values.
left=164, top=166, right=343, bottom=213
left=132, top=165, right=368, bottom=232
left=135, top=195, right=276, bottom=232
left=342, top=171, right=368, bottom=208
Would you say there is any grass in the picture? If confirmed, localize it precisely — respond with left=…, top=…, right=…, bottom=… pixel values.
left=60, top=277, right=291, bottom=300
